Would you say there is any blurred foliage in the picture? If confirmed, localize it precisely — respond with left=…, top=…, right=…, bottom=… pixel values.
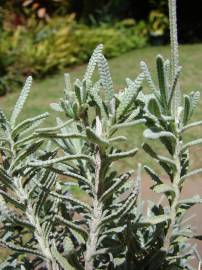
left=148, top=10, right=169, bottom=36
left=0, top=14, right=148, bottom=96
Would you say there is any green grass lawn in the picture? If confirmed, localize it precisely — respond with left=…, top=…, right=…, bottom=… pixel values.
left=1, top=44, right=202, bottom=172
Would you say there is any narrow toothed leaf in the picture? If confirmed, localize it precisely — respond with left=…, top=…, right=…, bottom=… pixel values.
left=152, top=184, right=173, bottom=194
left=110, top=119, right=145, bottom=130
left=147, top=97, right=161, bottom=118
left=140, top=61, right=159, bottom=97
left=11, top=140, right=44, bottom=169
left=168, top=66, right=182, bottom=108
left=144, top=215, right=169, bottom=225
left=156, top=55, right=168, bottom=110
left=100, top=190, right=138, bottom=226
left=10, top=76, right=32, bottom=128
left=36, top=132, right=86, bottom=140
left=84, top=44, right=103, bottom=82
left=11, top=113, right=49, bottom=139
left=144, top=165, right=162, bottom=184
left=108, top=148, right=138, bottom=162
left=183, top=95, right=191, bottom=125
left=181, top=168, right=202, bottom=181
left=28, top=154, right=93, bottom=167
left=182, top=120, right=202, bottom=132
left=144, top=129, right=176, bottom=140
left=50, top=102, right=63, bottom=112
left=36, top=119, right=73, bottom=134
left=0, top=190, right=25, bottom=211
left=98, top=53, right=114, bottom=109
left=99, top=171, right=133, bottom=202
left=56, top=215, right=88, bottom=240
left=0, top=240, right=45, bottom=258
left=109, top=136, right=127, bottom=143
left=116, top=73, right=144, bottom=119
left=0, top=107, right=9, bottom=131
left=0, top=168, right=14, bottom=190
left=182, top=138, right=202, bottom=151
left=89, top=83, right=106, bottom=116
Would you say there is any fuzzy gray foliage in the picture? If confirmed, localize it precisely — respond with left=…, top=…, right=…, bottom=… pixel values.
left=0, top=1, right=202, bottom=269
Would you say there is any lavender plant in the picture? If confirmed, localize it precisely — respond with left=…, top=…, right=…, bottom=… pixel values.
left=138, top=0, right=202, bottom=268
left=0, top=44, right=145, bottom=269
left=0, top=0, right=202, bottom=269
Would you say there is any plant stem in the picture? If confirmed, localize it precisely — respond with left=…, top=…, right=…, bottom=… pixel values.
left=84, top=146, right=102, bottom=270
left=168, top=0, right=181, bottom=115
left=164, top=0, right=182, bottom=250
left=163, top=136, right=181, bottom=250
left=13, top=175, right=57, bottom=269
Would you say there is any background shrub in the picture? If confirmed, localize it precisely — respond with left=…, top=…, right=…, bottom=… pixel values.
left=0, top=16, right=148, bottom=96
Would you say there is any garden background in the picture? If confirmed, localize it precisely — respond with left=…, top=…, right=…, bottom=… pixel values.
left=1, top=0, right=202, bottom=96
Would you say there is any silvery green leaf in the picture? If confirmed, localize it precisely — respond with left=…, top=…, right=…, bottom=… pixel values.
left=0, top=239, right=45, bottom=258
left=178, top=195, right=202, bottom=210
left=10, top=76, right=32, bottom=128
left=144, top=129, right=176, bottom=140
left=84, top=44, right=103, bottom=82
left=56, top=215, right=88, bottom=240
left=116, top=73, right=144, bottom=119
left=108, top=148, right=138, bottom=162
left=109, top=136, right=127, bottom=143
left=50, top=102, right=63, bottom=112
left=144, top=214, right=169, bottom=225
left=183, top=95, right=191, bottom=125
left=36, top=118, right=73, bottom=134
left=99, top=171, right=133, bottom=202
left=142, top=143, right=158, bottom=159
left=0, top=107, right=9, bottom=131
left=60, top=100, right=74, bottom=118
left=168, top=66, right=182, bottom=108
left=190, top=91, right=200, bottom=110
left=181, top=168, right=202, bottom=181
left=182, top=138, right=202, bottom=151
left=182, top=120, right=202, bottom=132
left=147, top=97, right=161, bottom=118
left=0, top=168, right=14, bottom=190
left=98, top=53, right=114, bottom=108
left=11, top=112, right=49, bottom=139
left=140, top=61, right=159, bottom=98
left=11, top=139, right=44, bottom=169
left=74, top=80, right=83, bottom=105
left=156, top=55, right=168, bottom=110
left=89, top=83, right=106, bottom=116
left=28, top=154, right=93, bottom=167
left=125, top=107, right=140, bottom=122
left=100, top=191, right=138, bottom=226
left=152, top=184, right=173, bottom=194
left=50, top=191, right=91, bottom=212
left=36, top=131, right=86, bottom=140
left=144, top=165, right=162, bottom=184
left=50, top=167, right=93, bottom=190
left=110, top=119, right=145, bottom=130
